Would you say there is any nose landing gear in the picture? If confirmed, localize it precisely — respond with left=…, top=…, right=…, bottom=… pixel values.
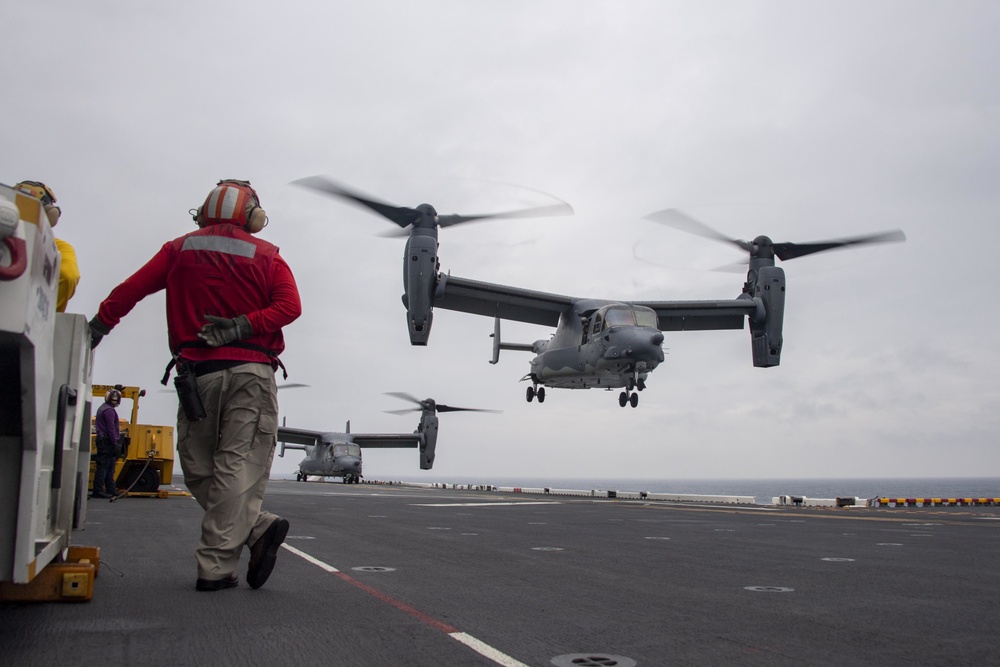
left=619, top=372, right=644, bottom=408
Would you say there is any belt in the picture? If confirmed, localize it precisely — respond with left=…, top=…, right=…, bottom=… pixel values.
left=192, top=359, right=268, bottom=377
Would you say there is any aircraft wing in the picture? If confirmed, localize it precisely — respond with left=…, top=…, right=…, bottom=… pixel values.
left=351, top=433, right=422, bottom=449
left=435, top=273, right=757, bottom=331
left=630, top=298, right=757, bottom=331
left=434, top=274, right=574, bottom=327
left=276, top=426, right=323, bottom=448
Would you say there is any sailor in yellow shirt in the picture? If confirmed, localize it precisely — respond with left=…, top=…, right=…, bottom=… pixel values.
left=14, top=181, right=79, bottom=312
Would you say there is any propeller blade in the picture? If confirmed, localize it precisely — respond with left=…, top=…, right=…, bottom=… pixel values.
left=384, top=392, right=501, bottom=415
left=384, top=391, right=423, bottom=406
left=647, top=208, right=906, bottom=262
left=292, top=176, right=419, bottom=228
left=436, top=199, right=574, bottom=228
left=645, top=209, right=753, bottom=252
left=435, top=404, right=502, bottom=414
left=294, top=175, right=572, bottom=232
left=711, top=261, right=752, bottom=273
left=771, top=229, right=907, bottom=261
left=277, top=383, right=310, bottom=390
left=375, top=226, right=413, bottom=239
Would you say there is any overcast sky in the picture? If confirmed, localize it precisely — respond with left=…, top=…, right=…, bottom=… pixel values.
left=6, top=1, right=999, bottom=482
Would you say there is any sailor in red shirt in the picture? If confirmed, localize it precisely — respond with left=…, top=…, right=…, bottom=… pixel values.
left=89, top=180, right=301, bottom=592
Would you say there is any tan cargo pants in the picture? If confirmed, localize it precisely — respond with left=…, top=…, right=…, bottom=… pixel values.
left=177, top=362, right=280, bottom=580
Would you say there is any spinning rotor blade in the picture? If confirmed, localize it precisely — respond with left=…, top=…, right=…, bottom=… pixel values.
left=434, top=404, right=502, bottom=414
left=770, top=230, right=907, bottom=260
left=436, top=198, right=574, bottom=228
left=646, top=208, right=905, bottom=261
left=375, top=226, right=413, bottom=238
left=383, top=392, right=501, bottom=415
left=293, top=176, right=419, bottom=228
left=294, top=175, right=573, bottom=231
left=645, top=209, right=753, bottom=253
left=384, top=391, right=424, bottom=409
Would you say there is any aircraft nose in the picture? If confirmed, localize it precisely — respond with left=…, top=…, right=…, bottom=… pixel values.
left=631, top=331, right=664, bottom=364
left=605, top=329, right=665, bottom=362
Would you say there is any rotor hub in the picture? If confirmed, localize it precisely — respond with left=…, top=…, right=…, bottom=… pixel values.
left=751, top=235, right=774, bottom=260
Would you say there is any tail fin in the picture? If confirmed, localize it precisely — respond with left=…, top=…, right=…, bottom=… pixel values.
left=490, top=315, right=534, bottom=364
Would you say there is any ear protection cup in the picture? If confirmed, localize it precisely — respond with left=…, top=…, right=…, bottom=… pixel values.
left=245, top=206, right=267, bottom=233
left=44, top=204, right=61, bottom=227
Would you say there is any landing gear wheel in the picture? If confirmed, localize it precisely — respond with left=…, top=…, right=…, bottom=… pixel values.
left=637, top=378, right=646, bottom=391
left=537, top=387, right=546, bottom=403
left=629, top=393, right=639, bottom=408
left=626, top=377, right=635, bottom=391
left=526, top=386, right=535, bottom=403
left=619, top=392, right=628, bottom=407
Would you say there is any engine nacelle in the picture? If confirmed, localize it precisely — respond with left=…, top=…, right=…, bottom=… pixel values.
left=749, top=265, right=785, bottom=367
left=417, top=412, right=439, bottom=469
left=402, top=233, right=438, bottom=345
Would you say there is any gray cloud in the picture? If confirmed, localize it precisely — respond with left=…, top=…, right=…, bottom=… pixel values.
left=6, top=0, right=998, bottom=481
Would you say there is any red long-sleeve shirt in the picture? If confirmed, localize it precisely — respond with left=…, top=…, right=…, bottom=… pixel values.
left=96, top=223, right=301, bottom=365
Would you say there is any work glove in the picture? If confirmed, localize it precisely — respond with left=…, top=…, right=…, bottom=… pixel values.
left=197, top=314, right=253, bottom=347
left=88, top=316, right=111, bottom=349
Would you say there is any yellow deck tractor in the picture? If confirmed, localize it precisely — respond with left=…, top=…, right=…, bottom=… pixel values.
left=89, top=384, right=175, bottom=494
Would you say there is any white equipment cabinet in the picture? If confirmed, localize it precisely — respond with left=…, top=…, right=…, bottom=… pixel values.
left=0, top=183, right=94, bottom=594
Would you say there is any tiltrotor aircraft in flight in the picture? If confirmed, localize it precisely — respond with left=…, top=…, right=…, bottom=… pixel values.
left=295, top=176, right=904, bottom=409
left=277, top=393, right=499, bottom=482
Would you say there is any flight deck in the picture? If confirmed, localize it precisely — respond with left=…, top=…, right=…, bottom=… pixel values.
left=2, top=480, right=998, bottom=666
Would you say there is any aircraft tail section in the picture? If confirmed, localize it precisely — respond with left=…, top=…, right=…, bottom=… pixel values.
left=490, top=315, right=536, bottom=364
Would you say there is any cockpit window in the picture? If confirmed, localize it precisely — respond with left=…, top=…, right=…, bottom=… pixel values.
left=333, top=444, right=361, bottom=457
left=604, top=307, right=635, bottom=327
left=633, top=307, right=658, bottom=328
left=601, top=306, right=658, bottom=328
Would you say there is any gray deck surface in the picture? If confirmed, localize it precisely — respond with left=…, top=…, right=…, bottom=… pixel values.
left=3, top=480, right=1000, bottom=666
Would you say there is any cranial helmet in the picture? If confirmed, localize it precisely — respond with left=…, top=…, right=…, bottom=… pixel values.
left=14, top=181, right=61, bottom=226
left=192, top=179, right=267, bottom=233
left=105, top=389, right=122, bottom=406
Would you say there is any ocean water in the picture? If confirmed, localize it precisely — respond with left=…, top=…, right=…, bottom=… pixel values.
left=375, top=476, right=1000, bottom=505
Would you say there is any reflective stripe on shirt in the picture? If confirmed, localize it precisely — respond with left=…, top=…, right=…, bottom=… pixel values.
left=181, top=235, right=257, bottom=258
